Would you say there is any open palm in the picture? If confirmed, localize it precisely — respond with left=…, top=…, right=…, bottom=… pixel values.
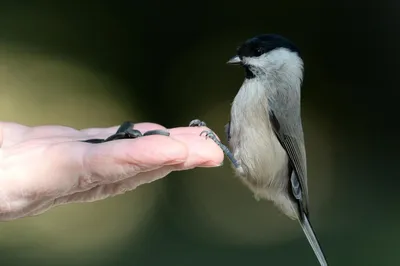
left=0, top=122, right=223, bottom=221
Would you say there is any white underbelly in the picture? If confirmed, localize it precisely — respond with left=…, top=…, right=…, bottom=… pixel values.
left=230, top=122, right=288, bottom=184
left=228, top=81, right=289, bottom=191
left=227, top=80, right=297, bottom=219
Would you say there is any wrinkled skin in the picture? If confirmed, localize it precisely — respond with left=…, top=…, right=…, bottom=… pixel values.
left=0, top=122, right=223, bottom=221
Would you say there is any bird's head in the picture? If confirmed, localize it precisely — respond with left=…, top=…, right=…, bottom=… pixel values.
left=228, top=34, right=304, bottom=80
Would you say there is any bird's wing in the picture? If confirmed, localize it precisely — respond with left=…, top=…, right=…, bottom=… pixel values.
left=268, top=91, right=327, bottom=264
left=268, top=108, right=309, bottom=214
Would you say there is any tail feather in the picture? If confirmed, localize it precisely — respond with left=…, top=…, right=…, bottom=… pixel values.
left=299, top=212, right=328, bottom=266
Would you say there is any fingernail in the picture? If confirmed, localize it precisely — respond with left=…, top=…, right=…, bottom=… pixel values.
left=200, top=160, right=224, bottom=168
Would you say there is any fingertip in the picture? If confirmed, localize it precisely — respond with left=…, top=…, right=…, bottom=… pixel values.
left=104, top=135, right=189, bottom=167
left=199, top=160, right=224, bottom=168
left=196, top=139, right=224, bottom=166
left=166, top=133, right=225, bottom=169
left=151, top=136, right=189, bottom=164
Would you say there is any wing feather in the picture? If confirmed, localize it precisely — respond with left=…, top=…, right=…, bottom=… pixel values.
left=269, top=109, right=309, bottom=214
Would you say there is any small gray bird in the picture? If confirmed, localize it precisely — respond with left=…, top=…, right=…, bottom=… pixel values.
left=189, top=34, right=328, bottom=265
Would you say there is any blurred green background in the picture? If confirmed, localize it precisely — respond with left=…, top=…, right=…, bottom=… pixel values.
left=0, top=1, right=399, bottom=265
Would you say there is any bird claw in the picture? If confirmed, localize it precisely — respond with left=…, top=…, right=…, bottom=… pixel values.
left=82, top=121, right=170, bottom=144
left=189, top=119, right=207, bottom=127
left=188, top=119, right=240, bottom=169
left=200, top=130, right=215, bottom=140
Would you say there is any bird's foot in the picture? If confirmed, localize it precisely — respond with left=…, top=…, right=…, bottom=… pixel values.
left=189, top=119, right=239, bottom=168
left=200, top=130, right=220, bottom=142
left=189, top=119, right=207, bottom=127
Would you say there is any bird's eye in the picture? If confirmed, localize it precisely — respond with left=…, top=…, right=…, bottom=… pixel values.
left=255, top=47, right=264, bottom=56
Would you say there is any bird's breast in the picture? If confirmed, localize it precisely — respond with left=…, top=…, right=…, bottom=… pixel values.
left=229, top=81, right=289, bottom=191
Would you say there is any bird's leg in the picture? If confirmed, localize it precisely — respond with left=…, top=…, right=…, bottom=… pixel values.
left=82, top=121, right=170, bottom=144
left=189, top=119, right=239, bottom=168
left=200, top=130, right=239, bottom=168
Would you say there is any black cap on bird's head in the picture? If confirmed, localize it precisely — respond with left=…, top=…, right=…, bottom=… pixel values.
left=227, top=34, right=302, bottom=78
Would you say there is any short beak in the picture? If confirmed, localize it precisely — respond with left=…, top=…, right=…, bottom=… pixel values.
left=226, top=55, right=241, bottom=65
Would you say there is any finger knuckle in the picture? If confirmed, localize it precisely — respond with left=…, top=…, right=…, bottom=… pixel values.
left=78, top=174, right=101, bottom=189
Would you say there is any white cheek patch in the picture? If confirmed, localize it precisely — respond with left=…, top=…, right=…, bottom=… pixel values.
left=241, top=48, right=304, bottom=79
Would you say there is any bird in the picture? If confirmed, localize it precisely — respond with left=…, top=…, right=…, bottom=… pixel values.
left=189, top=33, right=328, bottom=265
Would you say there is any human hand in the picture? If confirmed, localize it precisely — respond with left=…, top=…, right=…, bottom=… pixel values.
left=0, top=122, right=223, bottom=221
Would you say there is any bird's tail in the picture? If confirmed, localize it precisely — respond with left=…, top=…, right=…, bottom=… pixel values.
left=299, top=212, right=328, bottom=266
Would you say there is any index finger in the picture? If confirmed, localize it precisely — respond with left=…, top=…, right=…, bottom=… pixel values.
left=80, top=134, right=188, bottom=185
left=78, top=126, right=224, bottom=187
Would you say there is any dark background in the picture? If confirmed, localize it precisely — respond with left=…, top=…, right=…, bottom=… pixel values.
left=0, top=1, right=399, bottom=265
